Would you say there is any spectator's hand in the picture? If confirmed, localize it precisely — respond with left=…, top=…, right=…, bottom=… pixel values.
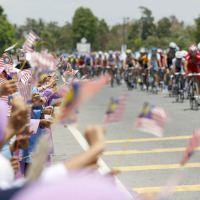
left=9, top=156, right=19, bottom=174
left=42, top=106, right=54, bottom=115
left=8, top=96, right=29, bottom=133
left=52, top=86, right=58, bottom=94
left=17, top=135, right=30, bottom=149
left=32, top=93, right=47, bottom=105
left=85, top=125, right=106, bottom=150
left=46, top=74, right=58, bottom=88
left=54, top=101, right=62, bottom=107
left=40, top=119, right=52, bottom=128
left=0, top=80, right=17, bottom=96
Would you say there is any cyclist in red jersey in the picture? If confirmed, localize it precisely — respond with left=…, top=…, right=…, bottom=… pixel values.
left=184, top=44, right=200, bottom=97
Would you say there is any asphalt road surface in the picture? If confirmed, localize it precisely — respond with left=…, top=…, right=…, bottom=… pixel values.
left=52, top=82, right=200, bottom=200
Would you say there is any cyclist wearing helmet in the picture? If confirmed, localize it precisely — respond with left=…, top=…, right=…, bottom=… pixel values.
left=165, top=42, right=177, bottom=85
left=123, top=49, right=135, bottom=76
left=181, top=50, right=188, bottom=59
left=107, top=50, right=117, bottom=84
left=136, top=48, right=148, bottom=85
left=148, top=47, right=162, bottom=87
left=157, top=48, right=165, bottom=68
left=95, top=51, right=103, bottom=76
left=78, top=55, right=85, bottom=77
left=84, top=54, right=92, bottom=76
left=173, top=51, right=185, bottom=74
left=197, top=43, right=200, bottom=53
left=184, top=44, right=200, bottom=99
left=102, top=53, right=108, bottom=74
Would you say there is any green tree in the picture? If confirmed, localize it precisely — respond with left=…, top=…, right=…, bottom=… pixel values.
left=194, top=16, right=200, bottom=43
left=139, top=6, right=155, bottom=40
left=0, top=5, right=16, bottom=54
left=94, top=19, right=109, bottom=51
left=157, top=17, right=172, bottom=38
left=72, top=7, right=98, bottom=49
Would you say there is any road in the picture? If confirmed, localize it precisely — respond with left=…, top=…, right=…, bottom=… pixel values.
left=52, top=82, right=200, bottom=200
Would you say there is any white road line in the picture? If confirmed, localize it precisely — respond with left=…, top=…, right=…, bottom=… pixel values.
left=68, top=125, right=134, bottom=199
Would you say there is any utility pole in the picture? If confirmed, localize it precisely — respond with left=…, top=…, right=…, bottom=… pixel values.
left=123, top=17, right=126, bottom=45
left=121, top=17, right=127, bottom=53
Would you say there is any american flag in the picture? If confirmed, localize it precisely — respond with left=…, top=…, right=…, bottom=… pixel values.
left=134, top=102, right=168, bottom=137
left=30, top=52, right=57, bottom=71
left=180, top=129, right=200, bottom=166
left=56, top=74, right=110, bottom=123
left=103, top=94, right=129, bottom=124
left=23, top=31, right=39, bottom=53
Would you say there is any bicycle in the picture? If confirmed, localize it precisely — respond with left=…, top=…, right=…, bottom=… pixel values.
left=174, top=72, right=185, bottom=103
left=124, top=67, right=134, bottom=90
left=146, top=68, right=157, bottom=94
left=187, top=73, right=200, bottom=110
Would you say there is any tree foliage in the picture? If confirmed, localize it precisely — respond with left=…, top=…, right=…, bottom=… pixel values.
left=0, top=5, right=198, bottom=54
left=0, top=6, right=16, bottom=54
left=72, top=7, right=97, bottom=49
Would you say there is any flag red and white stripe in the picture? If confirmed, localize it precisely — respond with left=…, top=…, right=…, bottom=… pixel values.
left=134, top=103, right=168, bottom=137
left=23, top=31, right=39, bottom=53
left=0, top=58, right=4, bottom=70
left=180, top=129, right=200, bottom=166
left=4, top=43, right=18, bottom=52
left=30, top=52, right=57, bottom=71
left=21, top=69, right=32, bottom=83
left=0, top=57, right=15, bottom=75
left=0, top=78, right=11, bottom=115
left=103, top=94, right=129, bottom=124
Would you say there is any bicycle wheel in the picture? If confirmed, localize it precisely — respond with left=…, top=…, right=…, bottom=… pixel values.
left=193, top=84, right=199, bottom=111
left=175, top=88, right=179, bottom=102
left=190, top=96, right=194, bottom=109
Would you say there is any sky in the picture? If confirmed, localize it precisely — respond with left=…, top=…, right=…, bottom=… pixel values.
left=0, top=0, right=200, bottom=27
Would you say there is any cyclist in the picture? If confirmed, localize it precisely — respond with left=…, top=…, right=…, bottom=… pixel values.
left=84, top=54, right=92, bottom=77
left=173, top=51, right=185, bottom=74
left=181, top=50, right=188, bottom=59
left=184, top=44, right=200, bottom=101
left=165, top=42, right=177, bottom=87
left=148, top=47, right=162, bottom=88
left=136, top=48, right=148, bottom=88
left=198, top=43, right=200, bottom=53
left=102, top=52, right=108, bottom=74
left=95, top=51, right=103, bottom=76
left=78, top=55, right=85, bottom=77
left=172, top=51, right=185, bottom=91
left=107, top=50, right=116, bottom=85
left=123, top=49, right=135, bottom=77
